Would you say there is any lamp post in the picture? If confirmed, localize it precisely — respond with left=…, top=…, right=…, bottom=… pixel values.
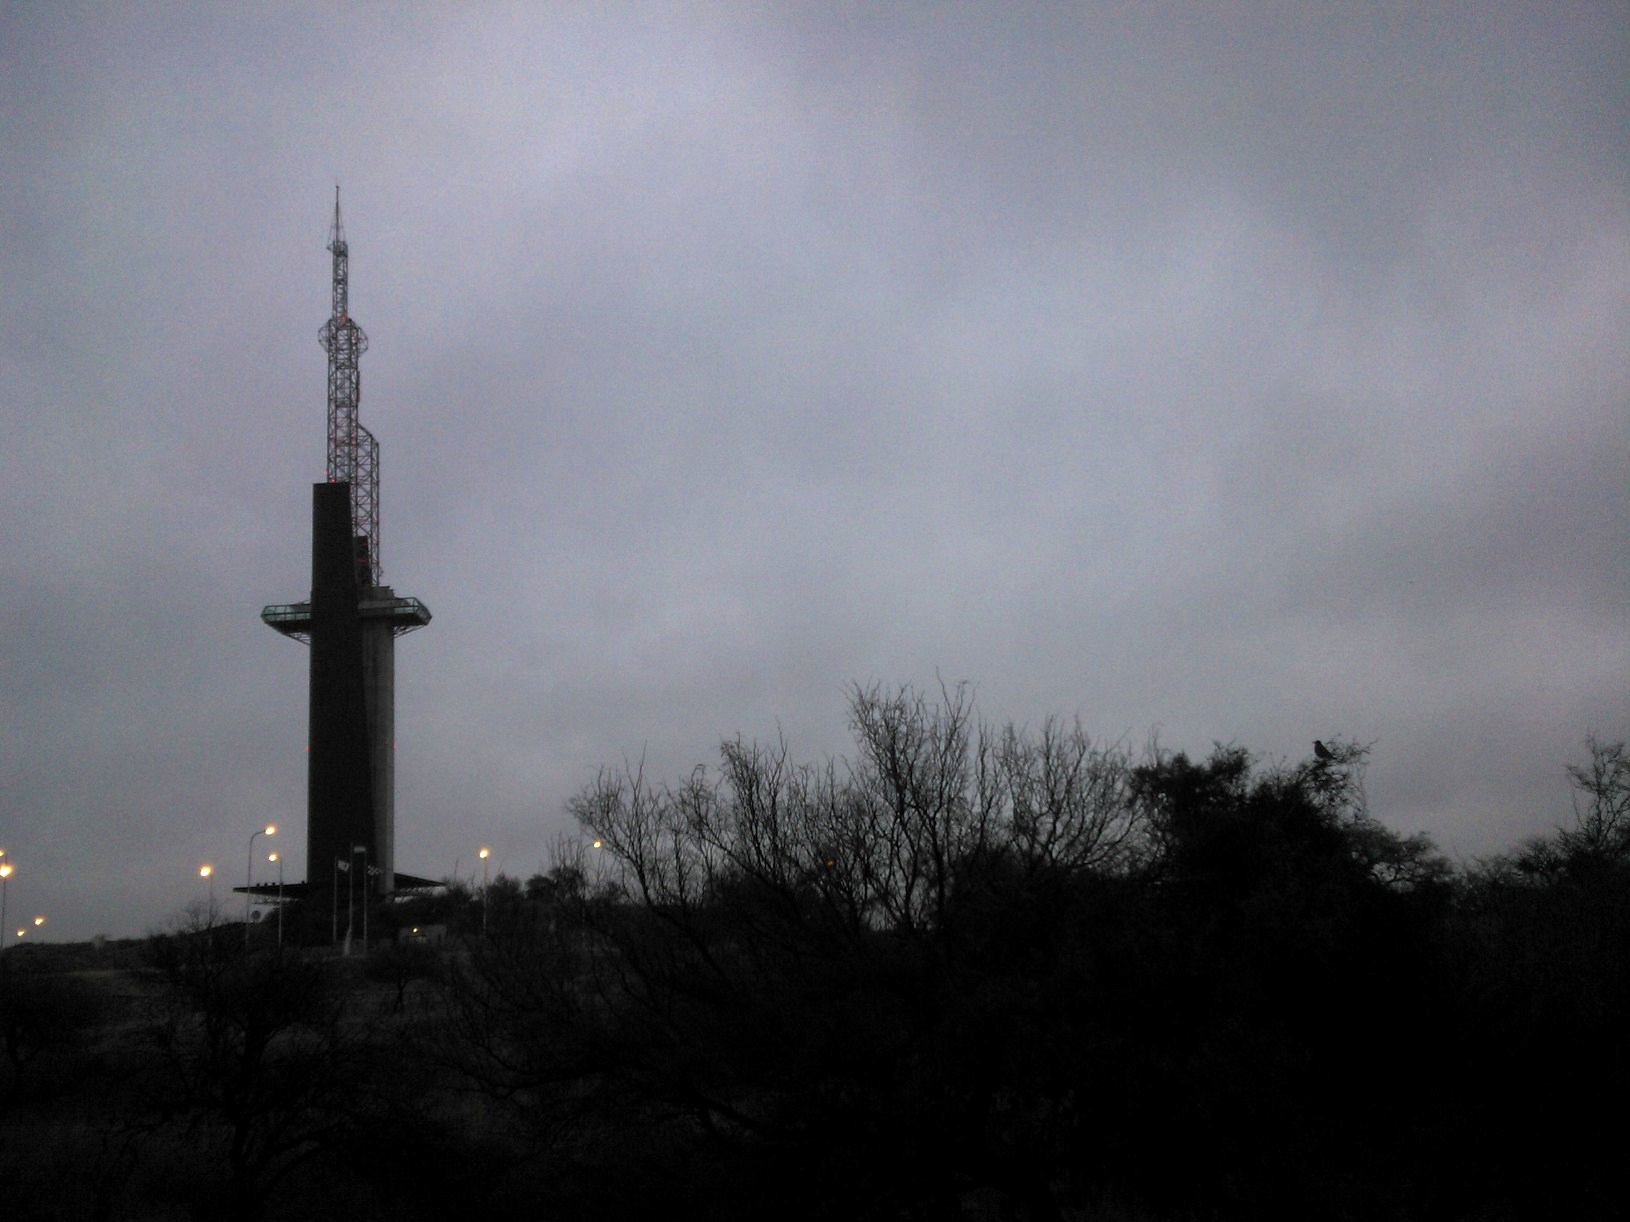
left=199, top=864, right=215, bottom=915
left=479, top=846, right=491, bottom=936
left=246, top=825, right=276, bottom=948
left=267, top=853, right=284, bottom=947
left=0, top=858, right=12, bottom=950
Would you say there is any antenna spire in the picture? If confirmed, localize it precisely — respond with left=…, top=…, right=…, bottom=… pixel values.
left=328, top=184, right=345, bottom=250
left=317, top=188, right=379, bottom=585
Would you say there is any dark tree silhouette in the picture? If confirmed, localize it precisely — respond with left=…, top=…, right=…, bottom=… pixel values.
left=139, top=911, right=363, bottom=1218
left=5, top=706, right=1618, bottom=1221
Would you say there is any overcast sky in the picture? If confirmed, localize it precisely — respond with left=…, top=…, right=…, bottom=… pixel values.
left=2, top=2, right=1625, bottom=942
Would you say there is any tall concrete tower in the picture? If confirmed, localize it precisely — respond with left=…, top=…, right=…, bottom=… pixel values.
left=262, top=191, right=432, bottom=898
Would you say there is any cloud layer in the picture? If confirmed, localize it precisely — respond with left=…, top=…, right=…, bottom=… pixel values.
left=1, top=3, right=1625, bottom=939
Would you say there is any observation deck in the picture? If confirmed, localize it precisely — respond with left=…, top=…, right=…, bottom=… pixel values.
left=261, top=589, right=432, bottom=643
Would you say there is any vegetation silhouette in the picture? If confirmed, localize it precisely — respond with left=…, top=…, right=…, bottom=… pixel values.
left=0, top=689, right=1622, bottom=1219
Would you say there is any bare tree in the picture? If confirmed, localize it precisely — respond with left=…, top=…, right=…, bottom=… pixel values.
left=1565, top=735, right=1630, bottom=857
left=557, top=683, right=1154, bottom=1217
left=574, top=682, right=1147, bottom=942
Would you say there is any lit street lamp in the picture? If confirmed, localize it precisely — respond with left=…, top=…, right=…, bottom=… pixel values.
left=246, top=824, right=276, bottom=947
left=0, top=857, right=12, bottom=950
left=479, top=846, right=491, bottom=935
left=199, top=864, right=215, bottom=913
left=267, top=852, right=284, bottom=947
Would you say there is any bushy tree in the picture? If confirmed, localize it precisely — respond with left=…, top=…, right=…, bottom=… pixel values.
left=1447, top=737, right=1630, bottom=1219
left=1116, top=741, right=1455, bottom=1215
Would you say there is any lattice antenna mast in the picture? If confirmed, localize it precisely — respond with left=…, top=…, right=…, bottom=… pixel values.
left=318, top=187, right=381, bottom=586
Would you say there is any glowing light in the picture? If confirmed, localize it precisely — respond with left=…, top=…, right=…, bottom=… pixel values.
left=33, top=916, right=44, bottom=926
left=199, top=865, right=213, bottom=878
left=478, top=847, right=490, bottom=860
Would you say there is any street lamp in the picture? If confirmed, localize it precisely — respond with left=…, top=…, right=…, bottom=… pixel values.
left=0, top=858, right=12, bottom=950
left=199, top=864, right=214, bottom=914
left=267, top=852, right=284, bottom=947
left=246, top=825, right=276, bottom=947
left=479, top=847, right=491, bottom=936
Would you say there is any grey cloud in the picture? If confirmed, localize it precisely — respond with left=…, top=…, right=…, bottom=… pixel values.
left=0, top=2, right=1624, bottom=940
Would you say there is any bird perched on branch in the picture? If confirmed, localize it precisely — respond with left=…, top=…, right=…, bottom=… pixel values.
left=1313, top=740, right=1334, bottom=761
